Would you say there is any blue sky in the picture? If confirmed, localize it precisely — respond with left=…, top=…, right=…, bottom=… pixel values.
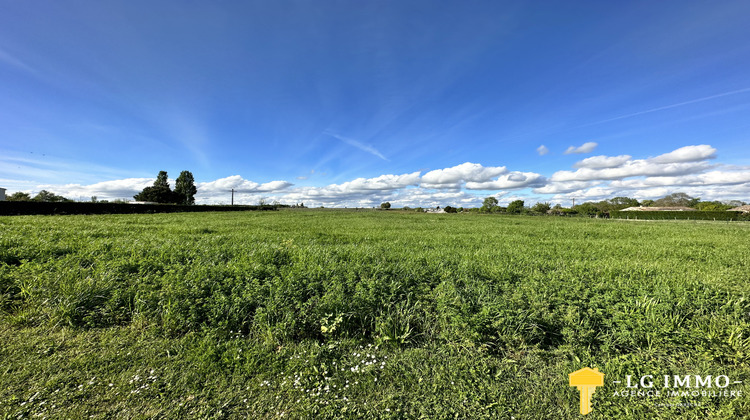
left=2, top=1, right=750, bottom=206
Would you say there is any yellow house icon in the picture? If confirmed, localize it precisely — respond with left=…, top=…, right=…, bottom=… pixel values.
left=569, top=367, right=604, bottom=415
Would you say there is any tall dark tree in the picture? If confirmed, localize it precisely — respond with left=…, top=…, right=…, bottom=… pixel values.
left=154, top=171, right=169, bottom=189
left=134, top=171, right=179, bottom=203
left=175, top=170, right=198, bottom=205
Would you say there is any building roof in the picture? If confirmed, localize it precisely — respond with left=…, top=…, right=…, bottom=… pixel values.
left=728, top=205, right=750, bottom=213
left=620, top=206, right=696, bottom=211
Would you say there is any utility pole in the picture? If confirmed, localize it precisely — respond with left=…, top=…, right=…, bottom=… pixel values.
left=572, top=198, right=576, bottom=208
left=231, top=189, right=234, bottom=206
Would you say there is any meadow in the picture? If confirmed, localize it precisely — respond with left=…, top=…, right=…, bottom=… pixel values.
left=1, top=210, right=749, bottom=419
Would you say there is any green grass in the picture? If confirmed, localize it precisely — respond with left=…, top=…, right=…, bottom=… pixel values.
left=1, top=211, right=749, bottom=418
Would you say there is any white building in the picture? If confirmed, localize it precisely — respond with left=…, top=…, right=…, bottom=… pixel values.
left=0, top=187, right=5, bottom=201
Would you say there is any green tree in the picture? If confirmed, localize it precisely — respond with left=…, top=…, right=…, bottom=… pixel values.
left=531, top=202, right=551, bottom=214
left=175, top=170, right=198, bottom=205
left=695, top=201, right=732, bottom=211
left=380, top=202, right=391, bottom=209
left=654, top=192, right=699, bottom=208
left=7, top=192, right=31, bottom=201
left=134, top=171, right=180, bottom=203
left=481, top=196, right=499, bottom=212
left=573, top=202, right=600, bottom=217
left=609, top=196, right=640, bottom=209
left=507, top=200, right=524, bottom=214
left=155, top=171, right=169, bottom=189
left=33, top=190, right=69, bottom=202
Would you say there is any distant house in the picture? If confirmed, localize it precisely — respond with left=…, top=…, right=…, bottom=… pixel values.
left=0, top=187, right=5, bottom=201
left=620, top=206, right=696, bottom=212
left=728, top=205, right=750, bottom=213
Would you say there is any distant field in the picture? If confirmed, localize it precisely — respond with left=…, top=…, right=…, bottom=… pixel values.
left=1, top=211, right=749, bottom=419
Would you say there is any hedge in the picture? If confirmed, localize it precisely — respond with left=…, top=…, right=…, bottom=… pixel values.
left=0, top=202, right=277, bottom=216
left=609, top=210, right=750, bottom=221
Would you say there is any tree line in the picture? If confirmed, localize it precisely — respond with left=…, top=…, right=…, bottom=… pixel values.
left=469, top=192, right=746, bottom=216
left=391, top=192, right=746, bottom=216
left=5, top=170, right=198, bottom=205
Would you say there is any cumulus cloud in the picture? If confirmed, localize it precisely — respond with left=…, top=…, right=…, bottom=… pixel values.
left=609, top=169, right=750, bottom=189
left=564, top=142, right=598, bottom=154
left=274, top=172, right=422, bottom=206
left=650, top=145, right=716, bottom=163
left=465, top=171, right=546, bottom=190
left=552, top=161, right=712, bottom=182
left=198, top=175, right=292, bottom=193
left=574, top=155, right=632, bottom=169
left=323, top=172, right=421, bottom=193
left=537, top=145, right=549, bottom=156
left=11, top=144, right=747, bottom=209
left=420, top=162, right=507, bottom=189
left=35, top=178, right=154, bottom=201
left=533, top=181, right=600, bottom=194
left=551, top=145, right=719, bottom=182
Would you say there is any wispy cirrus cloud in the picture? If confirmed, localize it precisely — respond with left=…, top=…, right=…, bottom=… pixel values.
left=326, top=132, right=388, bottom=161
left=588, top=87, right=750, bottom=126
left=0, top=47, right=38, bottom=74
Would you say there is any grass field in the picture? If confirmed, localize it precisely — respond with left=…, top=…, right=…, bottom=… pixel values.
left=1, top=211, right=749, bottom=419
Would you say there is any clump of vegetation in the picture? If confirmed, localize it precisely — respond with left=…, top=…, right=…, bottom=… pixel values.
left=6, top=190, right=71, bottom=202
left=133, top=170, right=197, bottom=204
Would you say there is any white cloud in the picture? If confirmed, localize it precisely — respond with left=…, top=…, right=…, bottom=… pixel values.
left=552, top=146, right=720, bottom=182
left=35, top=178, right=154, bottom=201
left=537, top=145, right=549, bottom=156
left=329, top=172, right=422, bottom=193
left=197, top=175, right=292, bottom=193
left=0, top=47, right=38, bottom=74
left=327, top=132, right=388, bottom=161
left=650, top=145, right=716, bottom=163
left=609, top=169, right=750, bottom=189
left=564, top=142, right=598, bottom=154
left=552, top=161, right=712, bottom=182
left=420, top=162, right=507, bottom=189
left=533, top=181, right=600, bottom=194
left=7, top=144, right=747, bottom=209
left=574, top=155, right=632, bottom=169
left=465, top=171, right=546, bottom=190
